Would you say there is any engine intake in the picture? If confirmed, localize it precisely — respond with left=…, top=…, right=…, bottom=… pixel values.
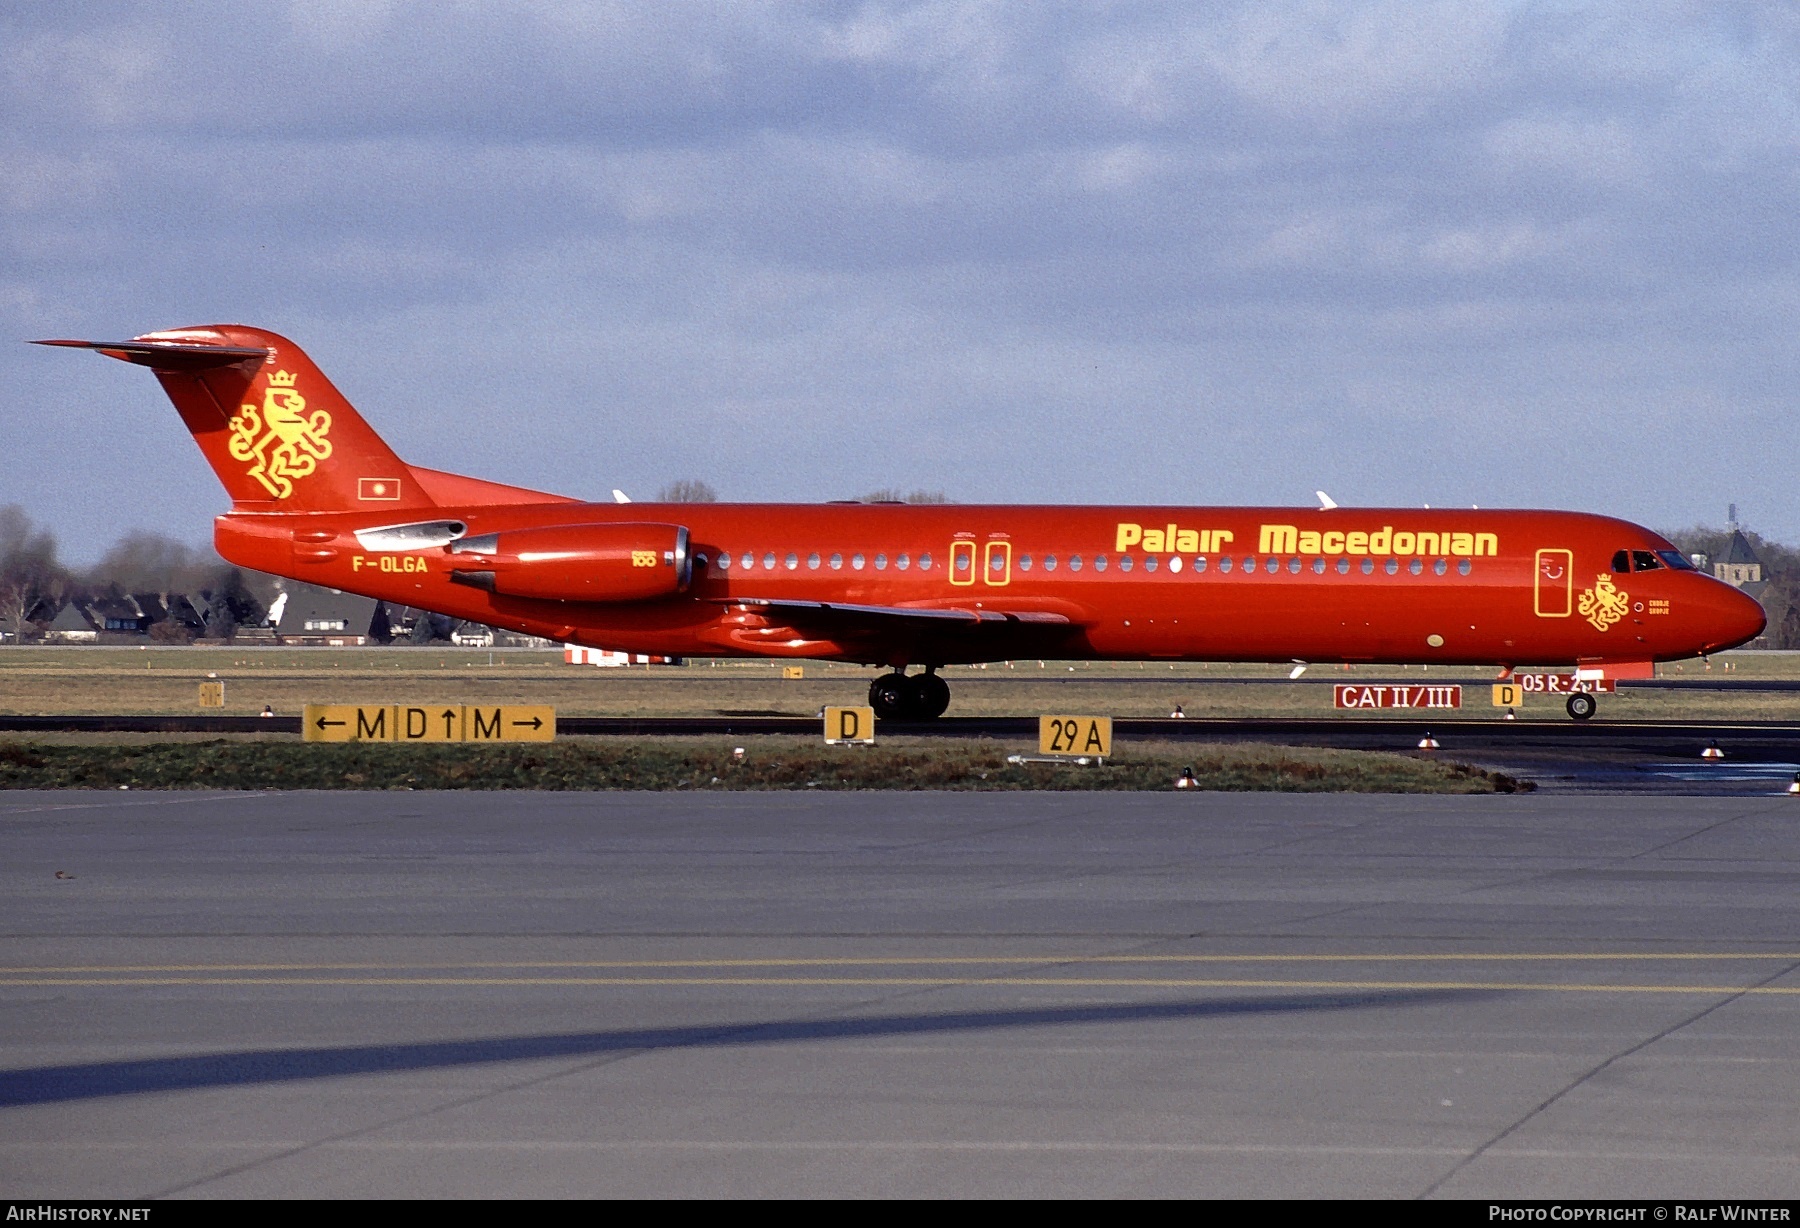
left=447, top=522, right=690, bottom=602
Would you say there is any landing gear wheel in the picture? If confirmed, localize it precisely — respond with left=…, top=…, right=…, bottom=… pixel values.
left=869, top=672, right=910, bottom=720
left=909, top=672, right=950, bottom=719
left=1566, top=692, right=1597, bottom=721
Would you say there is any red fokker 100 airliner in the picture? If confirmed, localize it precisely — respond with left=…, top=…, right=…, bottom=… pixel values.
left=41, top=326, right=1764, bottom=721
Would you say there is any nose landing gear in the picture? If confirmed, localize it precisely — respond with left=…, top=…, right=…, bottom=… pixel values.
left=869, top=667, right=951, bottom=720
left=1566, top=692, right=1597, bottom=721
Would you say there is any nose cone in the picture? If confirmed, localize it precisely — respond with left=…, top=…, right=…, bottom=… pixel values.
left=1701, top=581, right=1766, bottom=654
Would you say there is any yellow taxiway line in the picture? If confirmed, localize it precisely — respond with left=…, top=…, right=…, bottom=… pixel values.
left=6, top=952, right=1800, bottom=975
left=2, top=975, right=1798, bottom=995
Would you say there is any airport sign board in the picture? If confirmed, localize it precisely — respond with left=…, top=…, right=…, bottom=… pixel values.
left=303, top=704, right=556, bottom=743
left=1039, top=715, right=1112, bottom=758
left=1333, top=685, right=1462, bottom=709
left=1512, top=673, right=1616, bottom=694
left=824, top=706, right=876, bottom=745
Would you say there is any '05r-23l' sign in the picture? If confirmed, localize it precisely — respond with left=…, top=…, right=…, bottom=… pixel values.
left=1333, top=685, right=1463, bottom=710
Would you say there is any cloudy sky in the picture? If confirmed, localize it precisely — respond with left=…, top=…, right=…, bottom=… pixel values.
left=3, top=1, right=1797, bottom=561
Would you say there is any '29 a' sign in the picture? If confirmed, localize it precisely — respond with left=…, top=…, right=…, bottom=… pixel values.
left=1333, top=685, right=1462, bottom=710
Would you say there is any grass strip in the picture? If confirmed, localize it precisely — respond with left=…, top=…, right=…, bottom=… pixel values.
left=0, top=738, right=1524, bottom=792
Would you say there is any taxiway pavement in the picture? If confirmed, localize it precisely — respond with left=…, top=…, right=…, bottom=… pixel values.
left=3, top=790, right=1799, bottom=1198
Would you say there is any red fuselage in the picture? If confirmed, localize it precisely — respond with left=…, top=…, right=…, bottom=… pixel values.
left=215, top=502, right=1765, bottom=671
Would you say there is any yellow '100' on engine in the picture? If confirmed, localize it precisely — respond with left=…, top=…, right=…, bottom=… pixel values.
left=445, top=522, right=691, bottom=602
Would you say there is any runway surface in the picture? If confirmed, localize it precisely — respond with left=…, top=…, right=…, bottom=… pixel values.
left=4, top=790, right=1800, bottom=1198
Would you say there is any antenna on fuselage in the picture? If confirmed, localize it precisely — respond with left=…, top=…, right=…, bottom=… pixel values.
left=1315, top=491, right=1337, bottom=511
left=612, top=489, right=632, bottom=504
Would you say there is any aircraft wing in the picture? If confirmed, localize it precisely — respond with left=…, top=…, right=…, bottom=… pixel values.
left=719, top=597, right=1074, bottom=628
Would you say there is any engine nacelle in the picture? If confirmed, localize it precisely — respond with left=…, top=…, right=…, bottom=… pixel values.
left=447, top=522, right=690, bottom=603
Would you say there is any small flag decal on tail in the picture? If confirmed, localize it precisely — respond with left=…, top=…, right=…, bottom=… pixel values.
left=359, top=477, right=402, bottom=501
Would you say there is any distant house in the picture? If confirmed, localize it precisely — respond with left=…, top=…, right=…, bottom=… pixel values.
left=1714, top=530, right=1765, bottom=590
left=43, top=602, right=97, bottom=642
left=88, top=595, right=150, bottom=636
left=161, top=595, right=208, bottom=638
left=271, top=582, right=381, bottom=646
left=451, top=623, right=496, bottom=647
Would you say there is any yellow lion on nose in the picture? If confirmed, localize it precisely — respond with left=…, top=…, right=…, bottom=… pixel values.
left=1577, top=573, right=1630, bottom=632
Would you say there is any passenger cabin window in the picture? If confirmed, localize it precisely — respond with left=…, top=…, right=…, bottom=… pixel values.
left=1631, top=550, right=1662, bottom=572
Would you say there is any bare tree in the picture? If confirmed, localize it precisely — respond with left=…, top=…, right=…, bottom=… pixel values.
left=0, top=579, right=33, bottom=644
left=656, top=479, right=719, bottom=503
left=88, top=531, right=213, bottom=595
left=0, top=505, right=64, bottom=643
left=859, top=489, right=950, bottom=504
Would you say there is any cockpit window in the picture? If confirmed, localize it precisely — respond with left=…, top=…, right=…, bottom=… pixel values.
left=1631, top=550, right=1663, bottom=572
left=1657, top=550, right=1696, bottom=571
left=1611, top=550, right=1630, bottom=573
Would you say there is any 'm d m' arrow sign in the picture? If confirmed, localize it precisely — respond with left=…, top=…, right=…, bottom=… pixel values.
left=304, top=704, right=556, bottom=743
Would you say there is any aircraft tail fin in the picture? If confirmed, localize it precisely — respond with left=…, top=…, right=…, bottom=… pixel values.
left=38, top=326, right=478, bottom=514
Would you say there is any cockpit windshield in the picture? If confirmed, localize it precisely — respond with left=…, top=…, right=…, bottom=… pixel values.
left=1613, top=548, right=1697, bottom=573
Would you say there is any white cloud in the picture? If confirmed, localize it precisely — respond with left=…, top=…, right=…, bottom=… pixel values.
left=4, top=2, right=1800, bottom=555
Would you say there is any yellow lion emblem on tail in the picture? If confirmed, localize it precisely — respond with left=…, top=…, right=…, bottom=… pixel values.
left=229, top=371, right=332, bottom=499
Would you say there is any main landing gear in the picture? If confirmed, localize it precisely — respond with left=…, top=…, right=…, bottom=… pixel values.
left=869, top=667, right=951, bottom=721
left=1566, top=692, right=1598, bottom=722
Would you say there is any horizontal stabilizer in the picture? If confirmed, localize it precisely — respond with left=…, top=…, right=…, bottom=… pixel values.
left=34, top=338, right=268, bottom=371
